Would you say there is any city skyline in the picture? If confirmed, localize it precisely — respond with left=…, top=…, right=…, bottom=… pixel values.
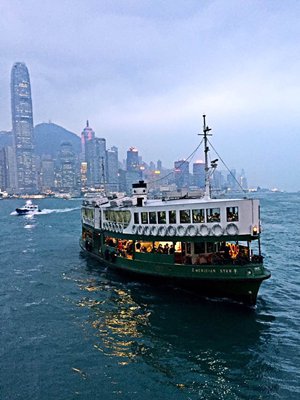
left=1, top=1, right=300, bottom=191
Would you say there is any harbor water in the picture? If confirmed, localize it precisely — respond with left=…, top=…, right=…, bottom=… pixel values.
left=0, top=194, right=299, bottom=399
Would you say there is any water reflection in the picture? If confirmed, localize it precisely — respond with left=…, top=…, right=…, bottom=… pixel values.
left=76, top=258, right=276, bottom=399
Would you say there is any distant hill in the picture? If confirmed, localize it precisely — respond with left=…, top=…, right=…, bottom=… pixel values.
left=34, top=122, right=81, bottom=158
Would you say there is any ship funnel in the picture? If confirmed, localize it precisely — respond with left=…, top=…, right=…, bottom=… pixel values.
left=132, top=180, right=148, bottom=207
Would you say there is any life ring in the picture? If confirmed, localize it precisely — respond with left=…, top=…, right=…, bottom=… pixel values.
left=158, top=226, right=166, bottom=236
left=118, top=223, right=123, bottom=233
left=150, top=226, right=158, bottom=236
left=212, top=224, right=223, bottom=236
left=227, top=243, right=239, bottom=259
left=137, top=225, right=144, bottom=235
left=144, top=226, right=150, bottom=235
left=199, top=224, right=210, bottom=236
left=176, top=225, right=186, bottom=237
left=226, top=223, right=239, bottom=236
left=166, top=226, right=176, bottom=236
left=186, top=225, right=197, bottom=236
left=132, top=224, right=138, bottom=234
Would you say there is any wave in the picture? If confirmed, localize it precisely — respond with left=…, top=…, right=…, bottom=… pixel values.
left=38, top=207, right=80, bottom=214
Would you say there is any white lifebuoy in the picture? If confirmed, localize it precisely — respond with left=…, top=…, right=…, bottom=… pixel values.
left=115, top=223, right=121, bottom=233
left=226, top=223, right=239, bottom=236
left=199, top=224, right=210, bottom=236
left=150, top=226, right=158, bottom=236
left=186, top=225, right=197, bottom=236
left=132, top=224, right=138, bottom=234
left=137, top=225, right=144, bottom=235
left=212, top=224, right=223, bottom=236
left=176, top=225, right=186, bottom=237
left=158, top=226, right=166, bottom=236
left=167, top=226, right=176, bottom=236
left=144, top=226, right=150, bottom=235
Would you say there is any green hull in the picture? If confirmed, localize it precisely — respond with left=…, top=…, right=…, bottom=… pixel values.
left=80, top=239, right=270, bottom=306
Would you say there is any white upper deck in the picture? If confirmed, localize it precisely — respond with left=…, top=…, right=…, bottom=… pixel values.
left=82, top=195, right=260, bottom=239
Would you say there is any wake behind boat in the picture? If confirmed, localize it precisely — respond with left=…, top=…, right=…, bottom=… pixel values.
left=15, top=200, right=41, bottom=215
left=80, top=116, right=271, bottom=306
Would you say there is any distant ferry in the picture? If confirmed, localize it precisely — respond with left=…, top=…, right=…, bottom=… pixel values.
left=16, top=200, right=41, bottom=215
left=80, top=116, right=271, bottom=305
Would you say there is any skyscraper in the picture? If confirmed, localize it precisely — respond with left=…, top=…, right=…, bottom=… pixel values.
left=192, top=160, right=205, bottom=188
left=58, top=142, right=76, bottom=191
left=126, top=147, right=139, bottom=172
left=106, top=146, right=119, bottom=192
left=80, top=121, right=107, bottom=188
left=174, top=160, right=189, bottom=189
left=11, top=62, right=37, bottom=193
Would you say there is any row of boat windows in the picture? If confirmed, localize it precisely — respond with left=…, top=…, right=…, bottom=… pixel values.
left=104, top=210, right=131, bottom=225
left=134, top=207, right=239, bottom=225
left=82, top=208, right=95, bottom=221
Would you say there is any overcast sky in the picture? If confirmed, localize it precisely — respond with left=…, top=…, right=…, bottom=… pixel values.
left=0, top=0, right=299, bottom=191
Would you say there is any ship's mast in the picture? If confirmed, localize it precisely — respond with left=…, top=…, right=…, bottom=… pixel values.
left=202, top=115, right=212, bottom=199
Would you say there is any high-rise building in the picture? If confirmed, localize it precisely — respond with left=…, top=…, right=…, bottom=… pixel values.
left=81, top=121, right=95, bottom=187
left=80, top=121, right=107, bottom=187
left=58, top=142, right=76, bottom=191
left=126, top=147, right=139, bottom=172
left=94, top=137, right=107, bottom=187
left=192, top=160, right=205, bottom=188
left=11, top=62, right=37, bottom=193
left=106, top=146, right=119, bottom=192
left=0, top=148, right=8, bottom=191
left=40, top=157, right=55, bottom=192
left=174, top=160, right=189, bottom=189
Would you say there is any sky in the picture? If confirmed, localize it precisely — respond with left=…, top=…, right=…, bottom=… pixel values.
left=0, top=0, right=300, bottom=191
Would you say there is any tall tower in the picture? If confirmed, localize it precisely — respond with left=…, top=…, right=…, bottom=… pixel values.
left=58, top=142, right=76, bottom=191
left=193, top=160, right=205, bottom=188
left=174, top=160, right=189, bottom=189
left=81, top=121, right=96, bottom=187
left=11, top=62, right=37, bottom=193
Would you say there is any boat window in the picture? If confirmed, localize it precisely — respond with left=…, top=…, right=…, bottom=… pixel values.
left=194, top=242, right=205, bottom=254
left=134, top=212, right=139, bottom=224
left=149, top=211, right=157, bottom=224
left=226, top=206, right=239, bottom=222
left=82, top=208, right=94, bottom=221
left=158, top=211, right=166, bottom=224
left=104, top=210, right=132, bottom=227
left=192, top=209, right=205, bottom=223
left=186, top=242, right=191, bottom=254
left=141, top=212, right=148, bottom=224
left=180, top=209, right=191, bottom=223
left=169, top=210, right=176, bottom=224
left=206, top=208, right=220, bottom=223
left=207, top=242, right=216, bottom=252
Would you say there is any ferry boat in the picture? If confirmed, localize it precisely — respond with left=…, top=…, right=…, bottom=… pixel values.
left=80, top=116, right=271, bottom=305
left=16, top=200, right=41, bottom=215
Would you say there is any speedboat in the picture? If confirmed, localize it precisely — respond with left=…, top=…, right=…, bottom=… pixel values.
left=16, top=200, right=41, bottom=215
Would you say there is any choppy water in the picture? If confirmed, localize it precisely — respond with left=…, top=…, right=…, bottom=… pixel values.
left=0, top=195, right=299, bottom=399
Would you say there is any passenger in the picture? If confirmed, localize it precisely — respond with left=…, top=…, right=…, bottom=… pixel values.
left=157, top=244, right=163, bottom=253
left=163, top=243, right=169, bottom=254
left=169, top=244, right=175, bottom=254
left=136, top=242, right=141, bottom=251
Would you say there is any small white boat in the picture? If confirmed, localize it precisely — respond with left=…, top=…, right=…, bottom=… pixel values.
left=15, top=200, right=41, bottom=215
